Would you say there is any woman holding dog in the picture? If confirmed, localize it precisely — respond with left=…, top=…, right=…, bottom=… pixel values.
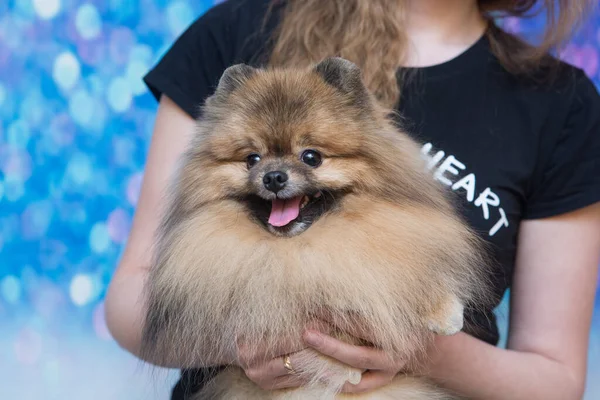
left=106, top=0, right=600, bottom=399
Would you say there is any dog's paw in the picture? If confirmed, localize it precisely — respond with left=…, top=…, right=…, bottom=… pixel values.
left=427, top=296, right=464, bottom=336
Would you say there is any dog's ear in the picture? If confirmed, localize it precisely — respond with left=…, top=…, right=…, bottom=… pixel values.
left=215, top=64, right=257, bottom=96
left=313, top=57, right=370, bottom=106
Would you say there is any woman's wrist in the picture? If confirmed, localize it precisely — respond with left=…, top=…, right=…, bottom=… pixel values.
left=397, top=333, right=455, bottom=380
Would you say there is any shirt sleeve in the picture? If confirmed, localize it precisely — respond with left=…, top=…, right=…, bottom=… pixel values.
left=523, top=69, right=600, bottom=219
left=143, top=2, right=238, bottom=119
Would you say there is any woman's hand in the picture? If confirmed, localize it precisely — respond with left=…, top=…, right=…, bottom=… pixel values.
left=237, top=345, right=310, bottom=390
left=303, top=330, right=408, bottom=394
left=236, top=321, right=332, bottom=391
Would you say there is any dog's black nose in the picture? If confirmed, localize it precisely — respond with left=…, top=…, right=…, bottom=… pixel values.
left=263, top=171, right=288, bottom=193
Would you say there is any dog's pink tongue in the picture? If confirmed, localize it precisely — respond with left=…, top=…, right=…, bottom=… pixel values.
left=269, top=196, right=302, bottom=227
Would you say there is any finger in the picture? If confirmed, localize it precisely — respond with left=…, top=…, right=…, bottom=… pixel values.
left=263, top=353, right=302, bottom=378
left=303, top=330, right=401, bottom=370
left=247, top=350, right=307, bottom=384
left=237, top=341, right=306, bottom=368
left=245, top=357, right=308, bottom=390
left=341, top=370, right=397, bottom=393
left=237, top=343, right=271, bottom=368
left=268, top=373, right=308, bottom=390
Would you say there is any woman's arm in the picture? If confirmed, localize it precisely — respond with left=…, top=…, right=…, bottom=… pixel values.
left=104, top=95, right=199, bottom=367
left=303, top=202, right=600, bottom=399
left=428, top=202, right=600, bottom=399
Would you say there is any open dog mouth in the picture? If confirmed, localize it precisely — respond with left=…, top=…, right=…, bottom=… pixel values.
left=244, top=191, right=337, bottom=236
left=268, top=192, right=322, bottom=227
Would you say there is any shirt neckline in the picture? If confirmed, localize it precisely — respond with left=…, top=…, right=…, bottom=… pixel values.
left=402, top=34, right=490, bottom=80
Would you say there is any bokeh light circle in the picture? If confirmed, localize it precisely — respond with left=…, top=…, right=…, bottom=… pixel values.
left=167, top=2, right=195, bottom=36
left=1, top=275, right=21, bottom=304
left=33, top=0, right=61, bottom=20
left=68, top=89, right=95, bottom=127
left=126, top=60, right=149, bottom=96
left=14, top=0, right=35, bottom=19
left=66, top=153, right=92, bottom=185
left=53, top=52, right=81, bottom=92
left=7, top=119, right=31, bottom=149
left=75, top=4, right=102, bottom=40
left=90, top=222, right=111, bottom=254
left=69, top=274, right=93, bottom=306
left=1, top=149, right=33, bottom=184
left=107, top=77, right=132, bottom=113
left=131, top=44, right=153, bottom=65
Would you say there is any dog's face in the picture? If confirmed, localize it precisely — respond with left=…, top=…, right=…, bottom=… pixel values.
left=191, top=58, right=403, bottom=237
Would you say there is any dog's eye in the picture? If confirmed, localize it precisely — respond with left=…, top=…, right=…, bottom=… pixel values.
left=246, top=153, right=261, bottom=169
left=301, top=150, right=322, bottom=167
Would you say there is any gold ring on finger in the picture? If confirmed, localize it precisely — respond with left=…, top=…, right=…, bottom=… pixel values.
left=283, top=355, right=296, bottom=375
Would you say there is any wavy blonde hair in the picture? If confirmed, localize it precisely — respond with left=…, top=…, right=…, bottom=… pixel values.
left=266, top=0, right=595, bottom=108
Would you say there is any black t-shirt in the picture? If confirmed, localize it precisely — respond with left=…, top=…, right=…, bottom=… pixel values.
left=142, top=0, right=600, bottom=398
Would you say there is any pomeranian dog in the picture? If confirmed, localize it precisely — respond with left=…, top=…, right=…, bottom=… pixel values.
left=142, top=57, right=489, bottom=399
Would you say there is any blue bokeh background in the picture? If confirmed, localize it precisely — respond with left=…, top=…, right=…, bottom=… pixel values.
left=0, top=1, right=598, bottom=399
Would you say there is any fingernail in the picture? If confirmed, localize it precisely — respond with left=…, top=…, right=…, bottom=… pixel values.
left=348, top=370, right=362, bottom=385
left=303, top=330, right=322, bottom=346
